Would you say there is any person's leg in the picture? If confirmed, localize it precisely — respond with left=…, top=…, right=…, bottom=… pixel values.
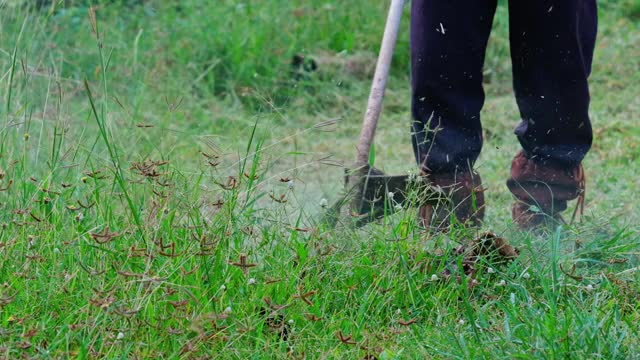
left=411, top=0, right=497, bottom=228
left=506, top=0, right=597, bottom=228
left=411, top=0, right=497, bottom=173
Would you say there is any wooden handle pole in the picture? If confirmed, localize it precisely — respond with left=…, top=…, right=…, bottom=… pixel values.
left=355, top=0, right=405, bottom=166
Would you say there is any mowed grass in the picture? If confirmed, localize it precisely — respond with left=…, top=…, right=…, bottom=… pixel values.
left=0, top=0, right=639, bottom=358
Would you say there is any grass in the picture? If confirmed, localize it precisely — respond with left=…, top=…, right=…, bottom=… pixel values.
left=0, top=0, right=639, bottom=358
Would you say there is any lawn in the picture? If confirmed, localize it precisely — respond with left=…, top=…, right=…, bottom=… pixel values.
left=0, top=0, right=639, bottom=358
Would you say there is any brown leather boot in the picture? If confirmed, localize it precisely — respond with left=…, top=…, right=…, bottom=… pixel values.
left=507, top=151, right=585, bottom=229
left=418, top=170, right=485, bottom=230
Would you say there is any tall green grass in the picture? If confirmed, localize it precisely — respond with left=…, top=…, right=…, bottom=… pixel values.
left=0, top=0, right=638, bottom=358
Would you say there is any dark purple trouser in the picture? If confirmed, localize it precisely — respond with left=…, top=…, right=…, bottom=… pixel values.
left=411, top=0, right=597, bottom=173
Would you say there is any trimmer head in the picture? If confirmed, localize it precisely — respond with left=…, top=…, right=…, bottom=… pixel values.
left=320, top=164, right=442, bottom=228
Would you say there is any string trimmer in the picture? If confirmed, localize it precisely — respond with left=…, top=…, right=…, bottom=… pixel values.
left=322, top=0, right=441, bottom=228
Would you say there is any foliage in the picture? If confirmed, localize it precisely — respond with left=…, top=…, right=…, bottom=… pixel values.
left=0, top=0, right=638, bottom=358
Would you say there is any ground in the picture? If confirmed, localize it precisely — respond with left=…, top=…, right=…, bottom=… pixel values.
left=0, top=0, right=639, bottom=358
